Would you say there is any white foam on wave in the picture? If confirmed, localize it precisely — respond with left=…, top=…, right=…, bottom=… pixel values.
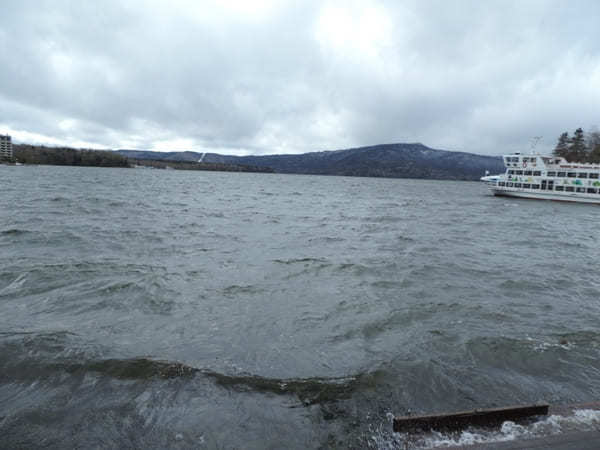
left=532, top=341, right=573, bottom=351
left=525, top=335, right=573, bottom=352
left=369, top=409, right=600, bottom=449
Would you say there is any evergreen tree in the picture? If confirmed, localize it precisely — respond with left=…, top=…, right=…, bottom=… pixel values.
left=568, top=127, right=588, bottom=162
left=553, top=132, right=570, bottom=159
left=588, top=131, right=600, bottom=164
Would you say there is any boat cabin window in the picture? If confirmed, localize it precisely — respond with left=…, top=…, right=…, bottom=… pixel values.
left=507, top=182, right=514, bottom=187
left=523, top=183, right=531, bottom=188
left=567, top=172, right=576, bottom=178
left=514, top=183, right=522, bottom=188
left=533, top=171, right=541, bottom=176
left=498, top=181, right=505, bottom=186
left=508, top=169, right=515, bottom=174
left=578, top=173, right=588, bottom=178
left=515, top=170, right=523, bottom=175
left=531, top=184, right=540, bottom=189
left=589, top=173, right=599, bottom=179
left=565, top=186, right=575, bottom=192
left=547, top=180, right=554, bottom=189
left=524, top=170, right=533, bottom=176
left=541, top=180, right=547, bottom=189
left=576, top=187, right=586, bottom=193
left=547, top=171, right=556, bottom=177
left=557, top=172, right=566, bottom=177
left=555, top=186, right=564, bottom=191
left=587, top=188, right=597, bottom=194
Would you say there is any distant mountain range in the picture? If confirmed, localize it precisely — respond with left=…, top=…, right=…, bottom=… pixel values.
left=117, top=143, right=504, bottom=181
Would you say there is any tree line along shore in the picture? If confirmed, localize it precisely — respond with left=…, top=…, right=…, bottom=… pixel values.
left=552, top=128, right=600, bottom=163
left=8, top=144, right=273, bottom=173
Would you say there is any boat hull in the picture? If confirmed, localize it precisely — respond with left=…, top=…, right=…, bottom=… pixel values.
left=492, top=187, right=600, bottom=204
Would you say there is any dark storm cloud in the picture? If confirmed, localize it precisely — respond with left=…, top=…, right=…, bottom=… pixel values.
left=1, top=0, right=599, bottom=155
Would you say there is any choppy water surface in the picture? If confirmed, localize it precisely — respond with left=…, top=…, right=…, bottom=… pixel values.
left=1, top=165, right=600, bottom=449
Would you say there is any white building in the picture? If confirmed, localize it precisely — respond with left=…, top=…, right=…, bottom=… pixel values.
left=0, top=134, right=12, bottom=160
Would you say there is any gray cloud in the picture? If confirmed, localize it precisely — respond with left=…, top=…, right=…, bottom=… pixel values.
left=1, top=0, right=599, bottom=155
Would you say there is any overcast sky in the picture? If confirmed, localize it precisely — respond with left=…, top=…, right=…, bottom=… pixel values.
left=1, top=0, right=599, bottom=156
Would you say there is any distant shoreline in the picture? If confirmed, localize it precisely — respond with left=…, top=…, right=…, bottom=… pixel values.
left=10, top=144, right=274, bottom=174
left=127, top=158, right=274, bottom=173
left=9, top=142, right=505, bottom=181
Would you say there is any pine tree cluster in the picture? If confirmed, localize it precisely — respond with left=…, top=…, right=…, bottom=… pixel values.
left=552, top=128, right=600, bottom=163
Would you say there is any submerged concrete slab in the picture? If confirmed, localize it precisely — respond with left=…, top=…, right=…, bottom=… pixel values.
left=453, top=430, right=600, bottom=449
left=437, top=402, right=600, bottom=449
left=394, top=404, right=549, bottom=433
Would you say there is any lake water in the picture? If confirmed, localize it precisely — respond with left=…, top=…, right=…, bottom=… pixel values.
left=1, top=165, right=600, bottom=448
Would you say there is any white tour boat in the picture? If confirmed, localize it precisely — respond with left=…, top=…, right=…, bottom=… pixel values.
left=481, top=153, right=600, bottom=204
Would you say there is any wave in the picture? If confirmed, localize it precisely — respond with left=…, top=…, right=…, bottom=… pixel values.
left=277, top=260, right=381, bottom=281
left=1, top=228, right=32, bottom=236
left=221, top=284, right=265, bottom=296
left=63, top=358, right=199, bottom=380
left=463, top=334, right=600, bottom=379
left=552, top=330, right=600, bottom=347
left=203, top=369, right=382, bottom=406
left=273, top=257, right=328, bottom=265
left=0, top=343, right=383, bottom=406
